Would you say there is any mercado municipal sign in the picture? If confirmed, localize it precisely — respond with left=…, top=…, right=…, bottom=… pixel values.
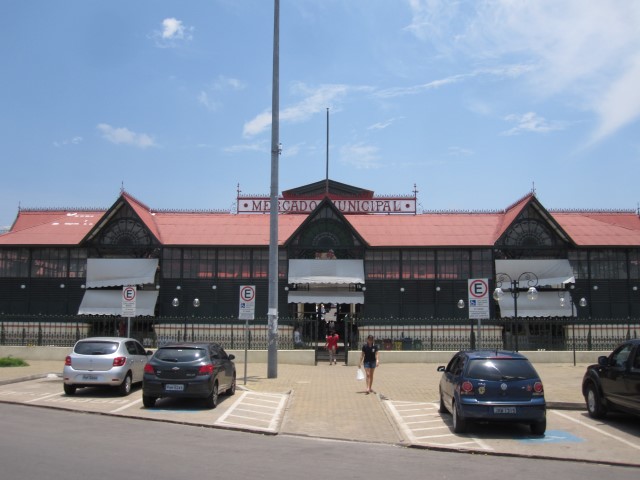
left=237, top=197, right=417, bottom=214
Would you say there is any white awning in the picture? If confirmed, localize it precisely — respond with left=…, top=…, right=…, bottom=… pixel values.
left=78, top=290, right=159, bottom=316
left=496, top=291, right=574, bottom=318
left=288, top=289, right=364, bottom=304
left=288, top=259, right=365, bottom=285
left=495, top=259, right=575, bottom=287
left=86, top=258, right=158, bottom=288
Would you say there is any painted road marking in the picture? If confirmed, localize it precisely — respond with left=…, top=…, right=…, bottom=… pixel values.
left=384, top=400, right=493, bottom=451
left=518, top=429, right=584, bottom=443
left=552, top=410, right=640, bottom=451
left=110, top=398, right=142, bottom=413
left=215, top=391, right=288, bottom=433
left=26, top=392, right=61, bottom=404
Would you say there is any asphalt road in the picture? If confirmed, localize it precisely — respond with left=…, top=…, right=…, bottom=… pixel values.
left=1, top=404, right=638, bottom=480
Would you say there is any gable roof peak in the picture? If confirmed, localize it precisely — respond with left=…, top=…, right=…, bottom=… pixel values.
left=502, top=192, right=536, bottom=213
left=121, top=190, right=152, bottom=212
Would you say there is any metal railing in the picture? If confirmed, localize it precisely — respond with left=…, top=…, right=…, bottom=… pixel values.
left=0, top=314, right=638, bottom=352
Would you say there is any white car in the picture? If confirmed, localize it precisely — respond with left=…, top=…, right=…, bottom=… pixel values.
left=63, top=337, right=152, bottom=396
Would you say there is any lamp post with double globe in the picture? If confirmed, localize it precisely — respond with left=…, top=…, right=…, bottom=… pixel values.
left=493, top=272, right=539, bottom=352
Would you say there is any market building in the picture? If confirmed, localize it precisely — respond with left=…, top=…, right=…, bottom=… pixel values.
left=0, top=179, right=639, bottom=353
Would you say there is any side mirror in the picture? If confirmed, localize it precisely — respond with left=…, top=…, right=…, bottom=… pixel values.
left=146, top=350, right=154, bottom=356
left=597, top=356, right=608, bottom=367
left=437, top=365, right=445, bottom=372
left=228, top=354, right=235, bottom=360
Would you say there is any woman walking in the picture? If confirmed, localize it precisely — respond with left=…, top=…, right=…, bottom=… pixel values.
left=359, top=335, right=380, bottom=394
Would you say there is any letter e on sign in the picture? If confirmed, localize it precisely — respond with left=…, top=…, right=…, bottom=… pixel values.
left=469, top=279, right=488, bottom=298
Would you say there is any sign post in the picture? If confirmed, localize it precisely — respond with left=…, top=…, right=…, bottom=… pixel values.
left=239, top=285, right=256, bottom=385
left=467, top=279, right=490, bottom=348
left=122, top=286, right=137, bottom=338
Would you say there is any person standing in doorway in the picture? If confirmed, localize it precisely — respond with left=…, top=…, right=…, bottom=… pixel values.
left=325, top=330, right=339, bottom=365
left=359, top=335, right=379, bottom=394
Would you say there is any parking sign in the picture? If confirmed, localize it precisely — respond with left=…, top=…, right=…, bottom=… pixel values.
left=239, top=285, right=256, bottom=320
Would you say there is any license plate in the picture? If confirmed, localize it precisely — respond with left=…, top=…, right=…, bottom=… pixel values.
left=494, top=407, right=516, bottom=414
left=165, top=384, right=184, bottom=392
left=82, top=374, right=98, bottom=381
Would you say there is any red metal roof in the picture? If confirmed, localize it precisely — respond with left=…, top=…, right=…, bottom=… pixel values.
left=0, top=210, right=102, bottom=245
left=551, top=212, right=640, bottom=246
left=1, top=194, right=639, bottom=247
left=347, top=213, right=503, bottom=247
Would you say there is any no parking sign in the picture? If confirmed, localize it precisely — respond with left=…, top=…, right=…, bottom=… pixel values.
left=467, top=278, right=490, bottom=319
left=239, top=285, right=256, bottom=320
left=122, top=286, right=137, bottom=317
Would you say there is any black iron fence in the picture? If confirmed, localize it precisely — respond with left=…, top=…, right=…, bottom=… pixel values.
left=0, top=314, right=638, bottom=352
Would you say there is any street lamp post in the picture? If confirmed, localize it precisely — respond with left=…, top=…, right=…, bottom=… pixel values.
left=493, top=272, right=539, bottom=352
left=457, top=299, right=472, bottom=348
left=560, top=286, right=587, bottom=366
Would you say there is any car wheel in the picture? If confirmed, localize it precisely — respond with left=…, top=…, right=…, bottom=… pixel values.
left=142, top=395, right=156, bottom=408
left=205, top=382, right=219, bottom=409
left=585, top=382, right=607, bottom=418
left=118, top=373, right=132, bottom=396
left=226, top=374, right=236, bottom=396
left=530, top=419, right=546, bottom=436
left=452, top=400, right=467, bottom=434
left=64, top=384, right=76, bottom=396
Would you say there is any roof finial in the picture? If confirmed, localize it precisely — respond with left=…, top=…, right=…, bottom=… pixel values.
left=531, top=181, right=536, bottom=196
left=120, top=181, right=125, bottom=195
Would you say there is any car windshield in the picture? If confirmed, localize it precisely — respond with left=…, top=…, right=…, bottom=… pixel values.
left=466, top=358, right=538, bottom=381
left=74, top=341, right=119, bottom=355
left=155, top=347, right=207, bottom=362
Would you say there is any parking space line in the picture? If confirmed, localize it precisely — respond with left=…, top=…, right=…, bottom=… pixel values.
left=214, top=391, right=289, bottom=433
left=25, top=392, right=60, bottom=404
left=110, top=398, right=142, bottom=413
left=384, top=400, right=494, bottom=451
left=551, top=411, right=640, bottom=451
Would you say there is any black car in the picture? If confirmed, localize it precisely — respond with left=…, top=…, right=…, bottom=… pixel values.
left=142, top=342, right=236, bottom=409
left=438, top=350, right=546, bottom=434
left=582, top=339, right=640, bottom=419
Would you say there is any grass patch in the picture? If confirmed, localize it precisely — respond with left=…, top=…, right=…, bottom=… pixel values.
left=0, top=357, right=29, bottom=367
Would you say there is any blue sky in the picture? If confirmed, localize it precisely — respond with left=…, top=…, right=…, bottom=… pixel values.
left=2, top=0, right=640, bottom=230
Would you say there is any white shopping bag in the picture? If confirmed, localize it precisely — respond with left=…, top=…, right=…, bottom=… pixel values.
left=356, top=368, right=365, bottom=381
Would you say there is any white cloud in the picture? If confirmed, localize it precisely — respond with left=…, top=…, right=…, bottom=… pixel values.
left=97, top=124, right=156, bottom=148
left=501, top=112, right=563, bottom=136
left=447, top=146, right=474, bottom=157
left=198, top=91, right=219, bottom=111
left=213, top=75, right=246, bottom=91
left=150, top=18, right=194, bottom=48
left=243, top=83, right=359, bottom=137
left=223, top=142, right=267, bottom=154
left=339, top=142, right=383, bottom=169
left=53, top=136, right=83, bottom=147
left=198, top=76, right=246, bottom=111
left=374, top=65, right=533, bottom=99
left=405, top=0, right=640, bottom=143
left=368, top=117, right=404, bottom=130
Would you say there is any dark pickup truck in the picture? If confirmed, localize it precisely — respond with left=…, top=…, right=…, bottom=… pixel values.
left=582, top=339, right=640, bottom=418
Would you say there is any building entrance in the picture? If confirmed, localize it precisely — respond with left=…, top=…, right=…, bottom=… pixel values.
left=292, top=303, right=361, bottom=364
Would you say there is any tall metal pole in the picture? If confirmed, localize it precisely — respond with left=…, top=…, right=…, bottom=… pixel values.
left=325, top=107, right=329, bottom=196
left=267, top=0, right=280, bottom=378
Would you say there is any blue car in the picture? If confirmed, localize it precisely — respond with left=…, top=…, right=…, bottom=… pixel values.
left=437, top=350, right=546, bottom=435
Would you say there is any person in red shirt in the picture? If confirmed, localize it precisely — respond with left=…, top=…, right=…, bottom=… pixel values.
left=325, top=331, right=339, bottom=365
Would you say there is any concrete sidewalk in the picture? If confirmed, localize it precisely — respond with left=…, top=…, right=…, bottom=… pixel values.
left=0, top=359, right=587, bottom=443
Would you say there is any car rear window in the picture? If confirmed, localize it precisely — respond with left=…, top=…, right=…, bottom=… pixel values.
left=466, top=358, right=538, bottom=381
left=155, top=347, right=207, bottom=362
left=74, top=341, right=118, bottom=355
